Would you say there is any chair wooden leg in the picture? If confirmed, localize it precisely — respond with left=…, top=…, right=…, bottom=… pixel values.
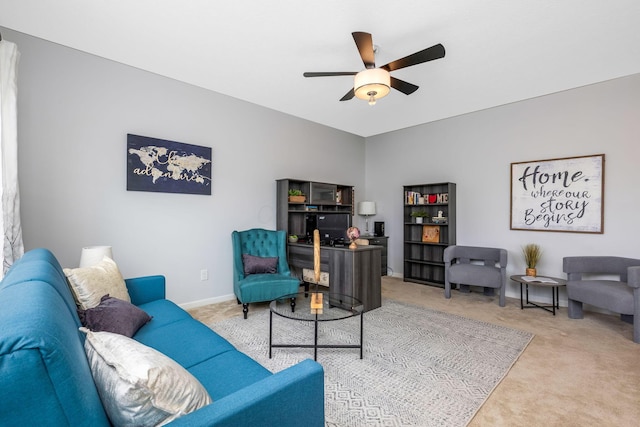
left=290, top=297, right=296, bottom=313
left=242, top=303, right=249, bottom=319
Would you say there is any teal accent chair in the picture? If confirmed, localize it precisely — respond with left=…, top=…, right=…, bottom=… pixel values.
left=232, top=228, right=301, bottom=318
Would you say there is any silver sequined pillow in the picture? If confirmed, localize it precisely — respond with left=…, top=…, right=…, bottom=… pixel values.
left=82, top=329, right=212, bottom=426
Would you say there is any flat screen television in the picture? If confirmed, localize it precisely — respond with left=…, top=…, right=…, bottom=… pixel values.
left=315, top=213, right=351, bottom=242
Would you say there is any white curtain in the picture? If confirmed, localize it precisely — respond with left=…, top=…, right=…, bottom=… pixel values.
left=0, top=38, right=24, bottom=277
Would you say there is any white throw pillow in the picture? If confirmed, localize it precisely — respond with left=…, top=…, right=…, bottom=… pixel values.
left=64, top=257, right=130, bottom=310
left=82, top=329, right=212, bottom=426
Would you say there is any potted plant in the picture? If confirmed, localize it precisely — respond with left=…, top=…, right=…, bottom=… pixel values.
left=410, top=210, right=428, bottom=224
left=288, top=189, right=306, bottom=203
left=288, top=234, right=299, bottom=243
left=522, top=243, right=542, bottom=277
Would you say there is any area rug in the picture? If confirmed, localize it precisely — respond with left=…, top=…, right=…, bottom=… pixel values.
left=210, top=299, right=533, bottom=427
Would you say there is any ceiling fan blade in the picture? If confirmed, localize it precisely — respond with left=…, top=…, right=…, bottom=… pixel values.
left=303, top=72, right=358, bottom=77
left=352, top=32, right=375, bottom=69
left=390, top=77, right=419, bottom=95
left=381, top=43, right=445, bottom=72
left=340, top=88, right=355, bottom=101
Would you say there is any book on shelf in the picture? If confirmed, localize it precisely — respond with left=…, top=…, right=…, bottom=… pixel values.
left=522, top=276, right=558, bottom=284
left=404, top=191, right=424, bottom=205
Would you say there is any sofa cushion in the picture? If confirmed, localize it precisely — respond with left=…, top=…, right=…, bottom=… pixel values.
left=83, top=329, right=212, bottom=426
left=134, top=317, right=236, bottom=369
left=78, top=294, right=152, bottom=337
left=64, top=257, right=130, bottom=310
left=136, top=299, right=193, bottom=328
left=1, top=252, right=82, bottom=328
left=243, top=254, right=279, bottom=275
left=187, top=350, right=272, bottom=401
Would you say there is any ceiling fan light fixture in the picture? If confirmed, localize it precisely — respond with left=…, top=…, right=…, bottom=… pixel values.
left=354, top=68, right=390, bottom=104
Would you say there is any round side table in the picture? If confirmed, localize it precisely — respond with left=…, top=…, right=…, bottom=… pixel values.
left=510, top=275, right=567, bottom=315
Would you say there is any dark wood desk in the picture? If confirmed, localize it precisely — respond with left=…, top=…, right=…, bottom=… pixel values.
left=287, top=243, right=382, bottom=312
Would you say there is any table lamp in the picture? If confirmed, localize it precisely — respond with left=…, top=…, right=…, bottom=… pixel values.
left=358, top=201, right=376, bottom=236
left=79, top=245, right=113, bottom=268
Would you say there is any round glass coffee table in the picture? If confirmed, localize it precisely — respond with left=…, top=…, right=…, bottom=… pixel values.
left=269, top=290, right=364, bottom=360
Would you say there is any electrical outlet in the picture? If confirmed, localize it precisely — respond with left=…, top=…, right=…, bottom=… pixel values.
left=200, top=269, right=208, bottom=281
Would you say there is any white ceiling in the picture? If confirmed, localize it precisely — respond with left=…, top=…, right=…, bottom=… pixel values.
left=2, top=0, right=640, bottom=137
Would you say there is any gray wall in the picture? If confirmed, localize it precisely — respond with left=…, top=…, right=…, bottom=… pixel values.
left=366, top=73, right=640, bottom=303
left=6, top=26, right=640, bottom=308
left=6, top=28, right=365, bottom=306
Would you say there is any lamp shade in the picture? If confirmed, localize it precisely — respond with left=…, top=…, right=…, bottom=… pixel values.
left=79, top=245, right=113, bottom=268
left=354, top=69, right=390, bottom=102
left=358, top=201, right=376, bottom=216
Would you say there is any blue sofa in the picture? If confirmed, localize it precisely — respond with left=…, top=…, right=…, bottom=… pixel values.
left=0, top=248, right=324, bottom=426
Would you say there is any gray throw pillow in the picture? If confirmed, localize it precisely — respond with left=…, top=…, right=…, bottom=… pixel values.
left=242, top=254, right=278, bottom=275
left=78, top=294, right=152, bottom=337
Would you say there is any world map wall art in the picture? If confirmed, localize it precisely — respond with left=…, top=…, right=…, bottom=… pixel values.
left=127, top=134, right=212, bottom=195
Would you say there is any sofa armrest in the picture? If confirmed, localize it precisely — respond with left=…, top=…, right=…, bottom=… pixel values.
left=125, top=275, right=166, bottom=305
left=167, top=359, right=324, bottom=427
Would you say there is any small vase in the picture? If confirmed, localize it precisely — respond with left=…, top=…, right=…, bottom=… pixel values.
left=349, top=240, right=357, bottom=249
left=526, top=268, right=537, bottom=277
left=415, top=217, right=423, bottom=224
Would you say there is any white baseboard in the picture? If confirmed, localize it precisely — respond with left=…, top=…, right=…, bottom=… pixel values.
left=179, top=293, right=236, bottom=310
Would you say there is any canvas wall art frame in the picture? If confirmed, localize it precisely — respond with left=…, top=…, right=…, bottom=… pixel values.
left=422, top=225, right=440, bottom=243
left=510, top=154, right=604, bottom=233
left=127, top=134, right=212, bottom=195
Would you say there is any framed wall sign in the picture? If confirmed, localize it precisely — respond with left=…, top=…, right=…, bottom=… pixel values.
left=127, top=134, right=212, bottom=195
left=510, top=154, right=604, bottom=233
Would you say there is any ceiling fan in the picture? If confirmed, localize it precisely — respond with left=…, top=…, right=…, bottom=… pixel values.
left=303, top=32, right=445, bottom=105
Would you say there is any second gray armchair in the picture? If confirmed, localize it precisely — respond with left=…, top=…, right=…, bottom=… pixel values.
left=563, top=256, right=640, bottom=343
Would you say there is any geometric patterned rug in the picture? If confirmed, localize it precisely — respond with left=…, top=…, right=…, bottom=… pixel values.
left=210, top=299, right=533, bottom=427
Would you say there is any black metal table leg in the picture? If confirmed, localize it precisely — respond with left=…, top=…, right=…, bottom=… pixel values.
left=359, top=311, right=364, bottom=359
left=520, top=283, right=524, bottom=309
left=314, top=313, right=318, bottom=361
left=269, top=310, right=273, bottom=358
left=511, top=275, right=567, bottom=316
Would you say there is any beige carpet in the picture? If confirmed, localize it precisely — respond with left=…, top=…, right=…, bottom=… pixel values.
left=189, top=276, right=640, bottom=426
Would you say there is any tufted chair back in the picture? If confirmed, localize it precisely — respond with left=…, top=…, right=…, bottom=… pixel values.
left=232, top=228, right=291, bottom=280
left=231, top=228, right=300, bottom=318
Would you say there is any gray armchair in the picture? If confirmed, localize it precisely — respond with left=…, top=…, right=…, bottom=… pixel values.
left=444, top=245, right=508, bottom=307
left=563, top=256, right=640, bottom=343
